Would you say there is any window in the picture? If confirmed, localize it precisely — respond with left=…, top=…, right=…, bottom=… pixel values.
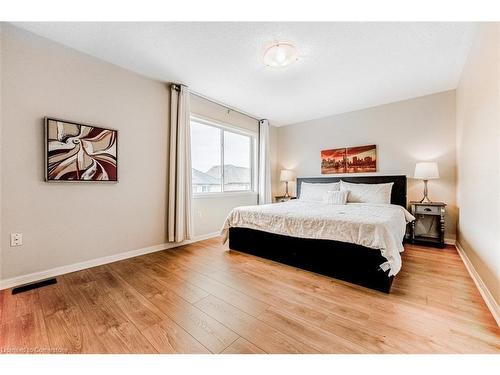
left=190, top=117, right=256, bottom=195
left=223, top=131, right=252, bottom=191
left=190, top=121, right=221, bottom=193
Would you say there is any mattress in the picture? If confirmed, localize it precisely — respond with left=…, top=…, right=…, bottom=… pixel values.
left=221, top=200, right=415, bottom=276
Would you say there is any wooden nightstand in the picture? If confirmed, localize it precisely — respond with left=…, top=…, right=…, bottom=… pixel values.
left=275, top=195, right=296, bottom=203
left=409, top=201, right=446, bottom=248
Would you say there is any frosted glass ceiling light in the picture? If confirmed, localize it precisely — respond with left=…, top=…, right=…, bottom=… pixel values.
left=263, top=42, right=298, bottom=68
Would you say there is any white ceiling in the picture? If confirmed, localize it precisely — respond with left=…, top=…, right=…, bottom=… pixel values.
left=13, top=22, right=477, bottom=126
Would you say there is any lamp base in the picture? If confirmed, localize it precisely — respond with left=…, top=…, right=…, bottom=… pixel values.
left=419, top=180, right=433, bottom=203
left=419, top=196, right=433, bottom=203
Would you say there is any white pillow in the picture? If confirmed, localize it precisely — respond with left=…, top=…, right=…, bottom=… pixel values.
left=299, top=182, right=340, bottom=202
left=340, top=180, right=393, bottom=204
left=324, top=190, right=349, bottom=205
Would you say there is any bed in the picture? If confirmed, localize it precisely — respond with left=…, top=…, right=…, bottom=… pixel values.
left=221, top=175, right=412, bottom=293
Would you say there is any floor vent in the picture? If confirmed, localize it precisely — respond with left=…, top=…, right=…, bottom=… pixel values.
left=12, top=278, right=57, bottom=295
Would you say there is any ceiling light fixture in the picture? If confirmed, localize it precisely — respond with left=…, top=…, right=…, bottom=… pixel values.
left=263, top=42, right=298, bottom=68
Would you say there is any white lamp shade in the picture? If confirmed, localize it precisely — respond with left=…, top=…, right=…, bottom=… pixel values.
left=280, top=169, right=295, bottom=182
left=414, top=162, right=439, bottom=179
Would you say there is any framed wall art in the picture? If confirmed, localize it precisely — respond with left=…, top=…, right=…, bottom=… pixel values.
left=321, top=144, right=376, bottom=174
left=321, top=147, right=346, bottom=174
left=45, top=117, right=118, bottom=182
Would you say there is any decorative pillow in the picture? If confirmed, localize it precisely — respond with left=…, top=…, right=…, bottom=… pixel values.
left=324, top=190, right=349, bottom=205
left=299, top=182, right=340, bottom=202
left=340, top=180, right=393, bottom=204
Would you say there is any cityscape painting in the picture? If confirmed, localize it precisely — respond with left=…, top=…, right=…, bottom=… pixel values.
left=321, top=144, right=376, bottom=174
left=346, top=144, right=377, bottom=173
left=320, top=147, right=346, bottom=174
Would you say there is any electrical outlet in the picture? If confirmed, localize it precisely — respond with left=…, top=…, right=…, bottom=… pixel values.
left=10, top=233, right=23, bottom=247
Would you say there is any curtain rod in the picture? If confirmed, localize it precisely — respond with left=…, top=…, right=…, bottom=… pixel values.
left=189, top=90, right=262, bottom=122
left=171, top=83, right=263, bottom=122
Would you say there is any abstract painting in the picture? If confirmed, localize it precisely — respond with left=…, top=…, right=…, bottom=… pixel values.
left=321, top=145, right=376, bottom=174
left=45, top=118, right=118, bottom=181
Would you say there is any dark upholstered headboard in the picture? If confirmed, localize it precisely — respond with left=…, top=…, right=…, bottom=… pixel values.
left=296, top=175, right=407, bottom=208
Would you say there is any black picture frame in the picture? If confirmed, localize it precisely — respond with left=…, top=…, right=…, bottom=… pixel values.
left=44, top=117, right=118, bottom=182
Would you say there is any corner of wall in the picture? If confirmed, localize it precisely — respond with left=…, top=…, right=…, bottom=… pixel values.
left=455, top=241, right=500, bottom=326
left=455, top=22, right=500, bottom=319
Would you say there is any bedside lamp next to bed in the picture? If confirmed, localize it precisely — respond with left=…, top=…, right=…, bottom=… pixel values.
left=280, top=169, right=295, bottom=198
left=414, top=162, right=439, bottom=203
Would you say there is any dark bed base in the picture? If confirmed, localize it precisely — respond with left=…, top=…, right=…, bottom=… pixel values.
left=229, top=227, right=394, bottom=293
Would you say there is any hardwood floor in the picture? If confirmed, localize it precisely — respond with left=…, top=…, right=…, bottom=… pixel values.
left=0, top=238, right=499, bottom=354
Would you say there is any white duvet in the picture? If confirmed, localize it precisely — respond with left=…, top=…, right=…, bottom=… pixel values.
left=221, top=200, right=415, bottom=276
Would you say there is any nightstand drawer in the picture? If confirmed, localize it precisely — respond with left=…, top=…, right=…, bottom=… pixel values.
left=415, top=205, right=441, bottom=215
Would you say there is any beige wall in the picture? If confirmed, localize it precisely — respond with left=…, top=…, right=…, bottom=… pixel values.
left=456, top=23, right=500, bottom=305
left=1, top=25, right=170, bottom=280
left=269, top=124, right=280, bottom=197
left=192, top=194, right=257, bottom=235
left=277, top=91, right=458, bottom=240
left=190, top=94, right=259, bottom=133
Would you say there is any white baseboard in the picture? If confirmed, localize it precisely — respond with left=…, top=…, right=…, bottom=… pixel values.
left=0, top=232, right=221, bottom=290
left=445, top=238, right=456, bottom=245
left=455, top=241, right=500, bottom=327
left=405, top=237, right=456, bottom=246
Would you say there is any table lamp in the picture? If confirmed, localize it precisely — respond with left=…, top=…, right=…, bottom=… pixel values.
left=280, top=169, right=295, bottom=197
left=414, top=162, right=439, bottom=203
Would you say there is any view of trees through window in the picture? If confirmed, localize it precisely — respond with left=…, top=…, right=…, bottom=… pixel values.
left=191, top=119, right=253, bottom=193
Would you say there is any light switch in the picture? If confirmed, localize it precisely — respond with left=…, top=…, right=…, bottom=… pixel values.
left=10, top=233, right=23, bottom=247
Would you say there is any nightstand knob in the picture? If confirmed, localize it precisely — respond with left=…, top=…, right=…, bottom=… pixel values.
left=424, top=208, right=431, bottom=212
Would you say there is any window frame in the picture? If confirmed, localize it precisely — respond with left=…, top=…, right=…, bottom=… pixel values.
left=190, top=115, right=258, bottom=198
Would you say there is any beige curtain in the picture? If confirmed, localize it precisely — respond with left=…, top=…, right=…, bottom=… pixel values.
left=258, top=119, right=272, bottom=204
left=168, top=84, right=192, bottom=242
